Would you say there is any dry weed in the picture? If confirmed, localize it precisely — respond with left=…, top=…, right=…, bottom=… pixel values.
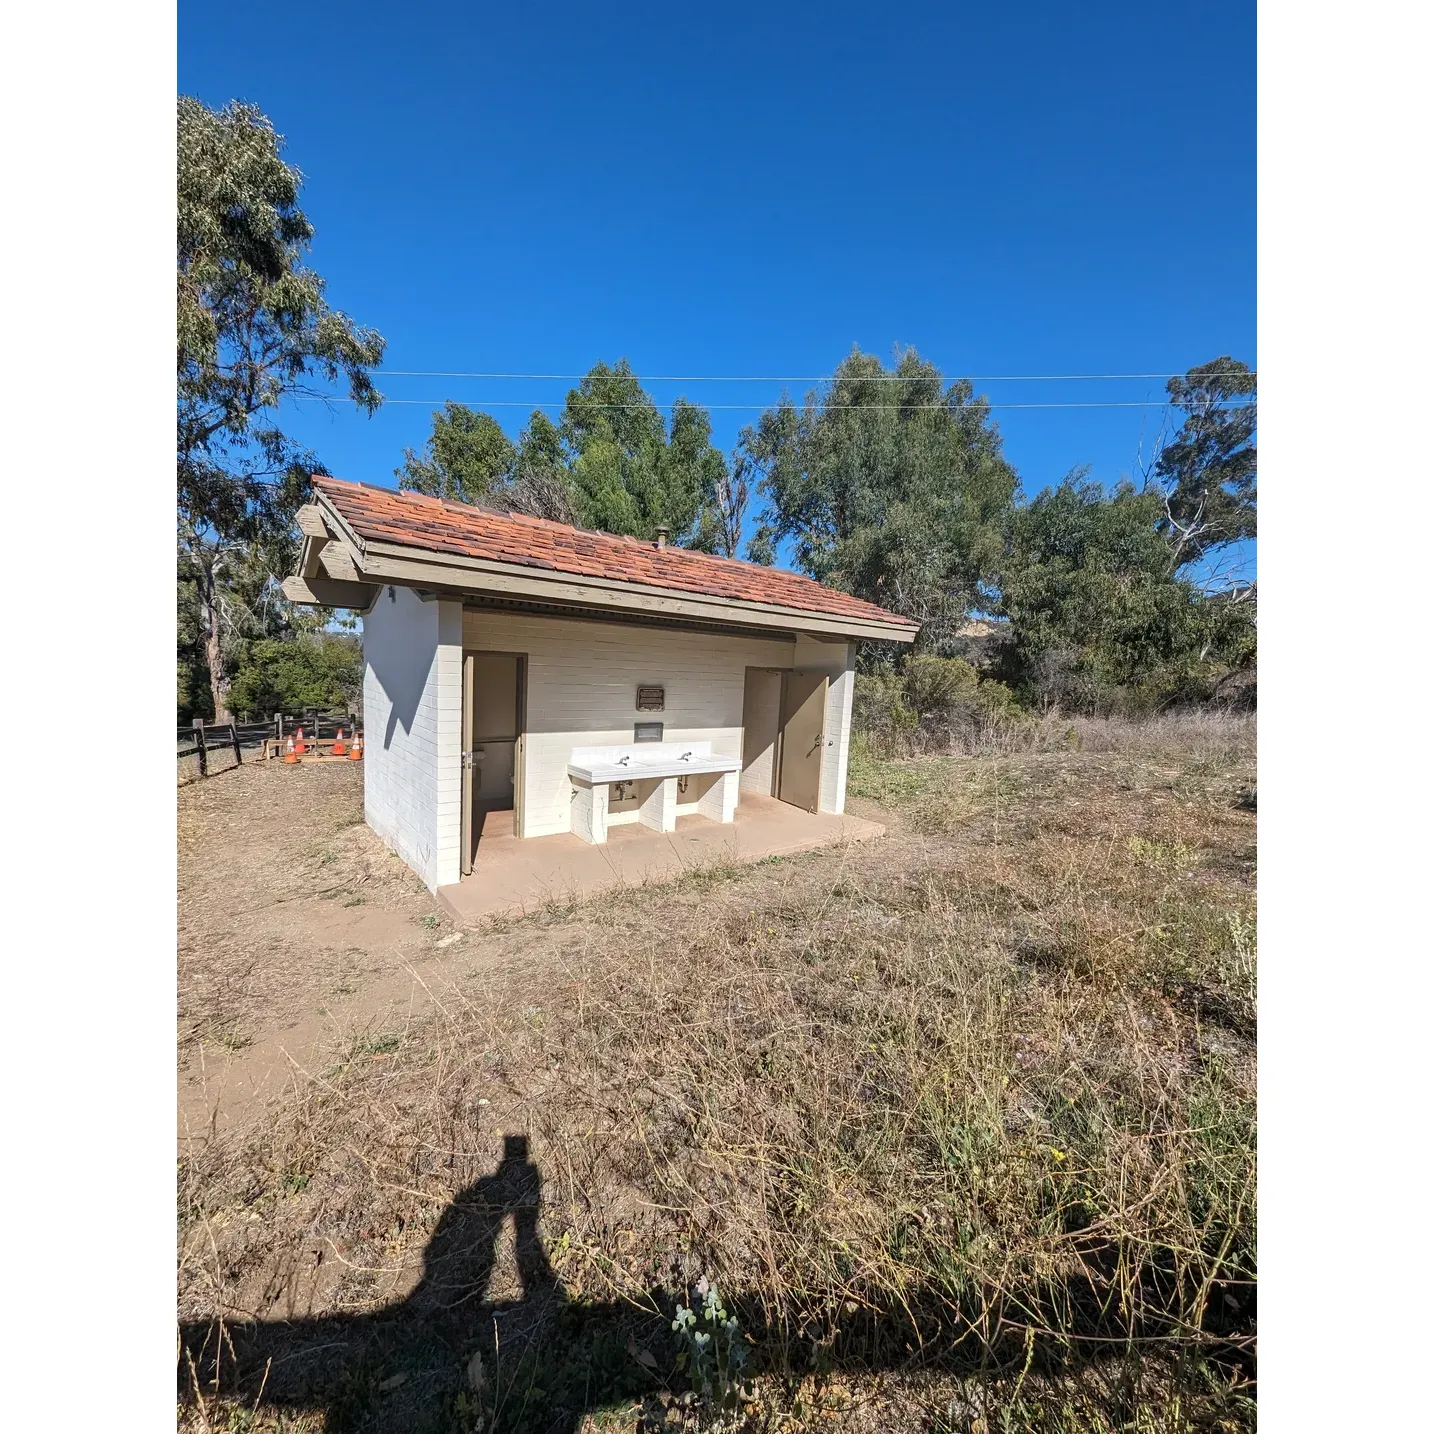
left=179, top=714, right=1256, bottom=1433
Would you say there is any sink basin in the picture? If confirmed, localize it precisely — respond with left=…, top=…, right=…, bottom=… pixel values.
left=567, top=754, right=742, bottom=783
left=567, top=740, right=741, bottom=785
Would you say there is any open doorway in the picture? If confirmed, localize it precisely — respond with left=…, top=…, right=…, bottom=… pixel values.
left=461, top=650, right=526, bottom=875
left=740, top=667, right=782, bottom=799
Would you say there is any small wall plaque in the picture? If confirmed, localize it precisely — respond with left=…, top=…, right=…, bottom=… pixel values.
left=636, top=684, right=665, bottom=712
left=634, top=722, right=664, bottom=743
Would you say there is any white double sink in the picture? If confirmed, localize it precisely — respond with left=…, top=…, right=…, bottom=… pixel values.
left=567, top=741, right=741, bottom=845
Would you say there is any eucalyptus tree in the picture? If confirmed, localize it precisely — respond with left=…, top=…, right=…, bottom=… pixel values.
left=560, top=361, right=727, bottom=546
left=996, top=472, right=1255, bottom=710
left=742, top=347, right=1019, bottom=648
left=1149, top=357, right=1257, bottom=578
left=398, top=402, right=514, bottom=503
left=399, top=364, right=729, bottom=544
left=507, top=410, right=576, bottom=522
left=177, top=96, right=384, bottom=719
left=398, top=403, right=575, bottom=523
left=708, top=451, right=754, bottom=559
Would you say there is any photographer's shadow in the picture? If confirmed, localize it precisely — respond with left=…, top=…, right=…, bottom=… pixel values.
left=184, top=1135, right=655, bottom=1433
left=183, top=1134, right=1253, bottom=1431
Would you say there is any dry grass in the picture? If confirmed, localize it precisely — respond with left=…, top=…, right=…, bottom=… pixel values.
left=854, top=704, right=1256, bottom=764
left=178, top=716, right=1255, bottom=1434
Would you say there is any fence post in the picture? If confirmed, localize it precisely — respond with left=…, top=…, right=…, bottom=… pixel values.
left=192, top=718, right=208, bottom=778
left=230, top=723, right=242, bottom=766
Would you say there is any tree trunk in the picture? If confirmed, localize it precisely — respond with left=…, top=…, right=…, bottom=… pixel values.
left=197, top=556, right=232, bottom=724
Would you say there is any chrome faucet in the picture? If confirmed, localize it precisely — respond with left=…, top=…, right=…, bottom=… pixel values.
left=679, top=750, right=692, bottom=760
left=616, top=754, right=631, bottom=765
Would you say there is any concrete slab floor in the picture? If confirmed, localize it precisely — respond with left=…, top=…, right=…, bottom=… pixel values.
left=436, top=793, right=885, bottom=926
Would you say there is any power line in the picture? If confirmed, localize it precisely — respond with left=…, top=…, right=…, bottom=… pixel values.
left=293, top=397, right=1255, bottom=411
left=374, top=369, right=1254, bottom=383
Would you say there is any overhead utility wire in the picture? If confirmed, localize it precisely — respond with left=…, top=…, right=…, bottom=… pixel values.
left=294, top=398, right=1255, bottom=411
left=373, top=370, right=1254, bottom=383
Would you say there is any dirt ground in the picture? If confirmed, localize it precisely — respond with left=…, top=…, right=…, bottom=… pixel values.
left=177, top=759, right=908, bottom=1139
left=179, top=761, right=442, bottom=1131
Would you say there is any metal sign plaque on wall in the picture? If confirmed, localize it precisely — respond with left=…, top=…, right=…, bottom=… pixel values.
left=636, top=685, right=665, bottom=711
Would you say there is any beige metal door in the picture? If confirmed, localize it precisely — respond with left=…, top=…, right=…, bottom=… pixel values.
left=777, top=670, right=828, bottom=814
left=461, top=651, right=525, bottom=874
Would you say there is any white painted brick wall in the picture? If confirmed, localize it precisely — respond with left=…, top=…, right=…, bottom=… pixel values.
left=363, top=601, right=863, bottom=883
left=462, top=609, right=797, bottom=837
left=361, top=587, right=464, bottom=891
left=432, top=602, right=464, bottom=888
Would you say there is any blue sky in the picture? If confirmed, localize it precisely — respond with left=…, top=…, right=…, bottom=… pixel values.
left=179, top=0, right=1255, bottom=571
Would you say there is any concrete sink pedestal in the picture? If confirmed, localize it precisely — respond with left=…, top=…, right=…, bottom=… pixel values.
left=567, top=741, right=741, bottom=845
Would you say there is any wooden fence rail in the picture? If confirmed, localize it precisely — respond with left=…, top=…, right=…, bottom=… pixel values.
left=260, top=710, right=359, bottom=741
left=178, top=711, right=361, bottom=779
left=176, top=720, right=242, bottom=778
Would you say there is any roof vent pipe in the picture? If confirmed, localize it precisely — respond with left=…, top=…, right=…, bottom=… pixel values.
left=654, top=524, right=669, bottom=549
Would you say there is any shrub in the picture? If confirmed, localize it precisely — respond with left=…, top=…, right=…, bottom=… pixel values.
left=671, top=1277, right=752, bottom=1416
left=995, top=477, right=1257, bottom=715
left=854, top=656, right=1026, bottom=757
left=226, top=634, right=363, bottom=719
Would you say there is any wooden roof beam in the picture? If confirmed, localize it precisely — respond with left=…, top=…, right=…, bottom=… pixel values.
left=295, top=504, right=330, bottom=540
left=281, top=574, right=378, bottom=611
left=296, top=504, right=333, bottom=580
left=317, top=543, right=362, bottom=583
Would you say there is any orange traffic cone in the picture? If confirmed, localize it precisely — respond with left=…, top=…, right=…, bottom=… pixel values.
left=348, top=732, right=363, bottom=761
left=294, top=726, right=307, bottom=756
left=283, top=734, right=298, bottom=765
left=332, top=728, right=347, bottom=757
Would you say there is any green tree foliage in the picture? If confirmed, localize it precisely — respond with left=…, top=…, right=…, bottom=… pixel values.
left=508, top=410, right=576, bottom=522
left=396, top=363, right=730, bottom=544
left=1150, top=357, right=1257, bottom=573
left=177, top=97, right=384, bottom=720
left=997, top=473, right=1254, bottom=712
left=560, top=361, right=727, bottom=546
left=177, top=543, right=326, bottom=722
left=398, top=402, right=514, bottom=503
left=225, top=634, right=365, bottom=720
left=396, top=404, right=575, bottom=523
left=743, top=347, right=1019, bottom=647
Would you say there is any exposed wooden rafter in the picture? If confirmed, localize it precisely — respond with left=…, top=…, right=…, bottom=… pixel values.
left=318, top=543, right=361, bottom=583
left=281, top=573, right=379, bottom=611
left=295, top=504, right=330, bottom=540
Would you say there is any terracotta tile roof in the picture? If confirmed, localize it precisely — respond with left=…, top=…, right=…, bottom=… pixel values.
left=311, top=476, right=915, bottom=630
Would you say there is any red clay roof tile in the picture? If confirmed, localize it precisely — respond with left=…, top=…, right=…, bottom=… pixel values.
left=312, top=476, right=915, bottom=631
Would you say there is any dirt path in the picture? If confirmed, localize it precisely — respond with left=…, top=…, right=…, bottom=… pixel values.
left=178, top=760, right=910, bottom=1139
left=179, top=762, right=470, bottom=1133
